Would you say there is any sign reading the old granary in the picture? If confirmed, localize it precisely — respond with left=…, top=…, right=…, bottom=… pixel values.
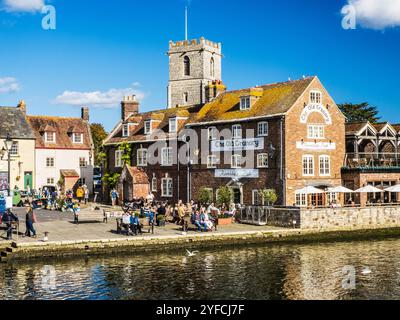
left=300, top=104, right=332, bottom=125
left=215, top=169, right=259, bottom=179
left=211, top=138, right=264, bottom=152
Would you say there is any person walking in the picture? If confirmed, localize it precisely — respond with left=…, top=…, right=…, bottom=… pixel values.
left=110, top=188, right=119, bottom=207
left=3, top=209, right=19, bottom=240
left=25, top=206, right=36, bottom=238
left=84, top=185, right=90, bottom=205
left=76, top=186, right=84, bottom=203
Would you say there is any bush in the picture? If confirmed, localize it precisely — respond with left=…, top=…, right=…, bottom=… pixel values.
left=198, top=187, right=212, bottom=206
left=217, top=186, right=233, bottom=208
left=260, top=189, right=278, bottom=206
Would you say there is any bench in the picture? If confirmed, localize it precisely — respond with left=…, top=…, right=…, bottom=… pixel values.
left=116, top=217, right=154, bottom=235
left=182, top=216, right=218, bottom=233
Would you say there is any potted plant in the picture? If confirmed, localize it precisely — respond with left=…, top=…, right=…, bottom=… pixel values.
left=216, top=186, right=234, bottom=226
left=260, top=189, right=278, bottom=206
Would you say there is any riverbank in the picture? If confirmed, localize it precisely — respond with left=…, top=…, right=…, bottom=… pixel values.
left=2, top=224, right=400, bottom=263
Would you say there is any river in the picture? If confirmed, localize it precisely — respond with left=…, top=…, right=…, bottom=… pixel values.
left=1, top=238, right=400, bottom=300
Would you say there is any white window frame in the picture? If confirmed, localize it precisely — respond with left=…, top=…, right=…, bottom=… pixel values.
left=252, top=190, right=262, bottom=206
left=257, top=154, right=269, bottom=168
left=310, top=90, right=322, bottom=104
left=231, top=154, right=242, bottom=169
left=240, top=96, right=251, bottom=110
left=208, top=127, right=217, bottom=141
left=79, top=157, right=87, bottom=167
left=258, top=122, right=268, bottom=137
left=319, top=155, right=331, bottom=176
left=152, top=177, right=157, bottom=192
left=115, top=150, right=123, bottom=168
left=232, top=124, right=242, bottom=139
left=308, top=125, right=325, bottom=139
left=144, top=121, right=152, bottom=135
left=45, top=132, right=56, bottom=143
left=296, top=193, right=307, bottom=207
left=326, top=192, right=338, bottom=204
left=47, top=178, right=55, bottom=185
left=137, top=148, right=148, bottom=167
left=302, top=155, right=314, bottom=176
left=161, top=176, right=173, bottom=197
left=46, top=157, right=55, bottom=168
left=10, top=141, right=19, bottom=156
left=73, top=133, right=83, bottom=144
left=169, top=118, right=177, bottom=133
left=161, top=147, right=173, bottom=166
left=122, top=124, right=130, bottom=137
left=207, top=155, right=218, bottom=169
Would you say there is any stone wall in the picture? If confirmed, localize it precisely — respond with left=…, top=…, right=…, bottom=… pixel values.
left=300, top=206, right=400, bottom=230
left=266, top=207, right=301, bottom=228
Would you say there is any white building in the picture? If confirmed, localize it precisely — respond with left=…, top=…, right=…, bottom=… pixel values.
left=27, top=107, right=94, bottom=194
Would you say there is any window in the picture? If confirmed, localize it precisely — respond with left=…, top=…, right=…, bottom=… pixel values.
left=302, top=155, right=314, bottom=176
left=210, top=58, right=215, bottom=77
left=137, top=148, right=148, bottom=167
left=258, top=122, right=268, bottom=137
left=161, top=147, right=173, bottom=166
left=240, top=97, right=251, bottom=110
left=144, top=121, right=152, bottom=135
left=122, top=124, right=129, bottom=137
left=45, top=132, right=55, bottom=143
left=257, top=154, right=269, bottom=168
left=326, top=192, right=337, bottom=204
left=152, top=177, right=157, bottom=192
left=208, top=127, right=217, bottom=141
left=161, top=175, right=173, bottom=197
left=46, top=157, right=55, bottom=168
left=207, top=155, right=218, bottom=169
left=232, top=124, right=242, bottom=139
left=183, top=92, right=189, bottom=104
left=10, top=142, right=19, bottom=156
left=115, top=150, right=123, bottom=168
left=319, top=155, right=331, bottom=176
left=296, top=193, right=307, bottom=207
left=252, top=190, right=262, bottom=206
left=47, top=178, right=55, bottom=185
left=169, top=118, right=177, bottom=133
left=310, top=90, right=322, bottom=104
left=308, top=125, right=325, bottom=139
left=73, top=133, right=83, bottom=144
left=231, top=154, right=242, bottom=168
left=79, top=157, right=87, bottom=167
left=184, top=56, right=190, bottom=76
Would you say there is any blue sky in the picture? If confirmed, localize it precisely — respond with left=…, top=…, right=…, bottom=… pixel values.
left=0, top=0, right=399, bottom=131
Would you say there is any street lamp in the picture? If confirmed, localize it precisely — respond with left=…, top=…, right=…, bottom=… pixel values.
left=3, top=134, right=14, bottom=196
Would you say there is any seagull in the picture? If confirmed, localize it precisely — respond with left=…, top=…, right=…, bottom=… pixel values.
left=186, top=250, right=199, bottom=257
left=361, top=267, right=372, bottom=275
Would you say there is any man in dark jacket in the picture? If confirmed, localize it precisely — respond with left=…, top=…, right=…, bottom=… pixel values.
left=3, top=209, right=19, bottom=240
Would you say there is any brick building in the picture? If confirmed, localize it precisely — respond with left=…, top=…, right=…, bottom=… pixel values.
left=103, top=38, right=346, bottom=206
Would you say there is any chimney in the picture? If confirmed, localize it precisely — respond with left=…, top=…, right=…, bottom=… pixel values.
left=17, top=100, right=26, bottom=114
left=121, top=95, right=139, bottom=121
left=81, top=106, right=90, bottom=122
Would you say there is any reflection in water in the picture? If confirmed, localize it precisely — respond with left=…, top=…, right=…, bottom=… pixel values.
left=1, top=238, right=400, bottom=300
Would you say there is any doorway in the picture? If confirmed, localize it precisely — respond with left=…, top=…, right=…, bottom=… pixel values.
left=24, top=172, right=33, bottom=190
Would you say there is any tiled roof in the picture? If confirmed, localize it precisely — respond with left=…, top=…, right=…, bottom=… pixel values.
left=60, top=169, right=79, bottom=178
left=0, top=107, right=35, bottom=139
left=345, top=122, right=368, bottom=135
left=126, top=166, right=149, bottom=184
left=27, top=116, right=92, bottom=149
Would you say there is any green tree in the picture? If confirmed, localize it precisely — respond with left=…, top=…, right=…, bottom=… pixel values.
left=217, top=186, right=233, bottom=208
left=198, top=187, right=212, bottom=206
left=338, top=102, right=381, bottom=123
left=260, top=189, right=278, bottom=206
left=90, top=123, right=108, bottom=166
left=118, top=142, right=132, bottom=166
left=102, top=173, right=121, bottom=189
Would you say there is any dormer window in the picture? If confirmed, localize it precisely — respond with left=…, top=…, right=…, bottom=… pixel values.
left=45, top=132, right=55, bottom=143
left=144, top=121, right=152, bottom=135
left=169, top=118, right=177, bottom=133
left=122, top=124, right=129, bottom=137
left=73, top=133, right=83, bottom=144
left=310, top=90, right=322, bottom=104
left=240, top=97, right=251, bottom=110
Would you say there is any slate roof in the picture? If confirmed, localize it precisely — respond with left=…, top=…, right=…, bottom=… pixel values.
left=0, top=107, right=35, bottom=139
left=27, top=116, right=92, bottom=149
left=345, top=122, right=369, bottom=135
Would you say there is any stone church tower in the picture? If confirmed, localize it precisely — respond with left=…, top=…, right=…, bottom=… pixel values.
left=167, top=37, right=223, bottom=108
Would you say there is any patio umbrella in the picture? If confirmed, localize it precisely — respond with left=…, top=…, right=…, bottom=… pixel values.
left=384, top=185, right=400, bottom=193
left=327, top=186, right=354, bottom=193
left=295, top=186, right=324, bottom=194
left=354, top=185, right=382, bottom=193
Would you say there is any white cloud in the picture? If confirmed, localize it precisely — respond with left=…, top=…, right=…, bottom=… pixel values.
left=347, top=0, right=400, bottom=30
left=53, top=85, right=145, bottom=108
left=2, top=0, right=45, bottom=13
left=0, top=77, right=20, bottom=94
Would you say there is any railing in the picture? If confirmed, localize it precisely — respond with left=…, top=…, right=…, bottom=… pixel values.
left=238, top=206, right=300, bottom=228
left=345, top=153, right=400, bottom=168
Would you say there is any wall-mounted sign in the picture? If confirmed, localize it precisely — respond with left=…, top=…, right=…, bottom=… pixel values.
left=211, top=138, right=264, bottom=152
left=296, top=141, right=336, bottom=151
left=300, top=104, right=332, bottom=125
left=215, top=169, right=259, bottom=179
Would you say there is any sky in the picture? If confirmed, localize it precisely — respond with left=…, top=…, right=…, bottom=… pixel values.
left=0, top=0, right=400, bottom=131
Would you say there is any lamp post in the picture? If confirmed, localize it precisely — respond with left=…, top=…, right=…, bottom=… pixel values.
left=2, top=134, right=14, bottom=197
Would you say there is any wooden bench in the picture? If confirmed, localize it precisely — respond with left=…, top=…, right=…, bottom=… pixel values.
left=116, top=217, right=154, bottom=235
left=182, top=216, right=218, bottom=232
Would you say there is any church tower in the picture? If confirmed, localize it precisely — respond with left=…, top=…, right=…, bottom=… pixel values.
left=167, top=37, right=223, bottom=108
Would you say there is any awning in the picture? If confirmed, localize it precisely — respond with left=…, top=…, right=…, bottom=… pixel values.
left=354, top=185, right=382, bottom=193
left=295, top=186, right=324, bottom=195
left=384, top=185, right=400, bottom=193
left=326, top=186, right=354, bottom=193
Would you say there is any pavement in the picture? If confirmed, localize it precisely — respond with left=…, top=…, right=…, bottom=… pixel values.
left=0, top=205, right=283, bottom=244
